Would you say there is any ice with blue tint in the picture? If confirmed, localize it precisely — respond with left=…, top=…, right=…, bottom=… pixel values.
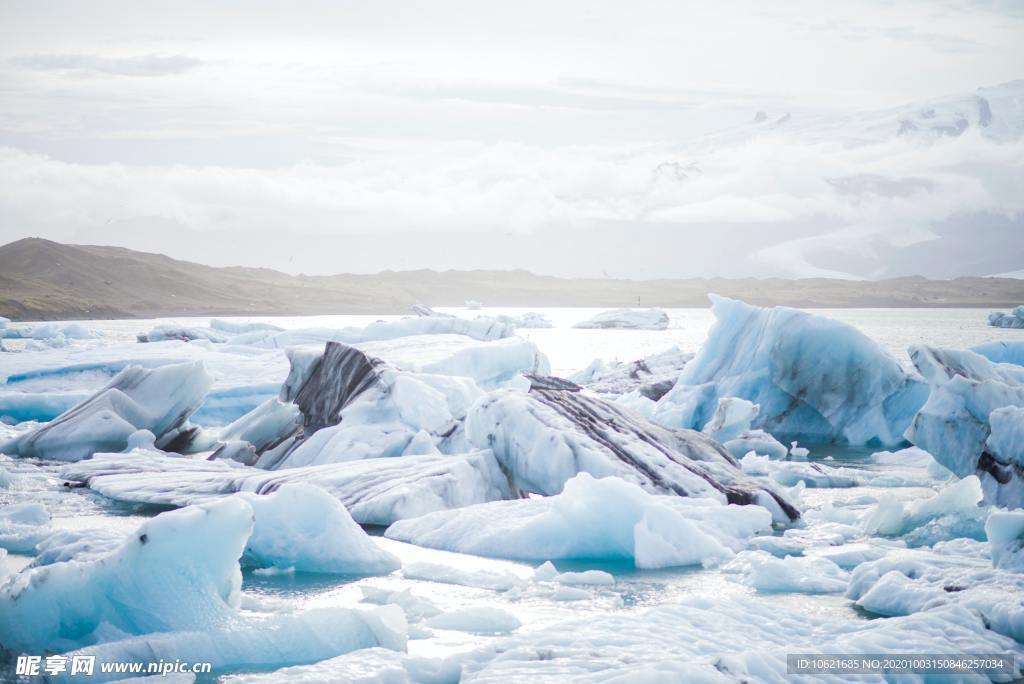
left=725, top=550, right=850, bottom=593
left=238, top=483, right=400, bottom=575
left=386, top=472, right=773, bottom=569
left=0, top=321, right=100, bottom=340
left=0, top=496, right=407, bottom=663
left=973, top=340, right=1024, bottom=366
left=986, top=509, right=1024, bottom=571
left=1, top=361, right=212, bottom=461
left=905, top=345, right=1024, bottom=506
left=61, top=448, right=511, bottom=525
left=989, top=306, right=1024, bottom=329
left=861, top=475, right=986, bottom=539
left=661, top=296, right=928, bottom=446
left=0, top=502, right=52, bottom=552
left=847, top=539, right=1024, bottom=643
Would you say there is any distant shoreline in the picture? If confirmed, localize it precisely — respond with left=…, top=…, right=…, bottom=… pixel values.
left=2, top=238, right=1023, bottom=321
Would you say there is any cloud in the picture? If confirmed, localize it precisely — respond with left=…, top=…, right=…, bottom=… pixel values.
left=10, top=53, right=204, bottom=77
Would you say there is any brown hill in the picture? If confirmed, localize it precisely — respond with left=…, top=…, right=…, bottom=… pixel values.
left=2, top=238, right=1023, bottom=321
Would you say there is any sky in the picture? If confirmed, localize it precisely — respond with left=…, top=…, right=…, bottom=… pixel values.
left=1, top=0, right=1022, bottom=279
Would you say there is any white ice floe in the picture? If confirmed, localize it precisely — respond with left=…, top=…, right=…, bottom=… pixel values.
left=988, top=306, right=1024, bottom=329
left=571, top=308, right=669, bottom=330
left=237, top=315, right=515, bottom=348
left=237, top=483, right=400, bottom=575
left=456, top=593, right=1023, bottom=682
left=973, top=340, right=1024, bottom=366
left=660, top=296, right=928, bottom=446
left=424, top=607, right=522, bottom=635
left=1, top=361, right=212, bottom=460
left=401, top=562, right=522, bottom=592
left=61, top=448, right=511, bottom=526
left=847, top=539, right=1024, bottom=643
left=572, top=346, right=692, bottom=398
left=986, top=509, right=1024, bottom=571
left=862, top=475, right=985, bottom=540
left=0, top=501, right=52, bottom=553
left=0, top=496, right=408, bottom=665
left=905, top=345, right=1024, bottom=506
left=725, top=550, right=850, bottom=593
left=386, top=473, right=772, bottom=569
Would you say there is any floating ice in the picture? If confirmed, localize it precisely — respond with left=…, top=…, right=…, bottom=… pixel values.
left=62, top=448, right=510, bottom=526
left=1, top=322, right=99, bottom=341
left=401, top=562, right=521, bottom=592
left=571, top=308, right=669, bottom=330
left=457, top=593, right=1023, bottom=682
left=726, top=550, right=849, bottom=593
left=56, top=605, right=407, bottom=684
left=988, top=306, right=1024, bottom=329
left=424, top=607, right=521, bottom=635
left=905, top=345, right=1024, bottom=506
left=986, top=509, right=1024, bottom=571
left=0, top=502, right=52, bottom=553
left=238, top=314, right=515, bottom=348
left=466, top=379, right=799, bottom=521
left=137, top=324, right=230, bottom=344
left=1, top=361, right=212, bottom=461
left=973, top=340, right=1024, bottom=366
left=490, top=312, right=553, bottom=329
left=847, top=540, right=1024, bottom=643
left=701, top=397, right=759, bottom=443
left=218, top=647, right=455, bottom=684
left=571, top=346, right=692, bottom=399
left=862, top=475, right=984, bottom=538
left=663, top=296, right=928, bottom=446
left=387, top=473, right=772, bottom=569
left=238, top=483, right=400, bottom=575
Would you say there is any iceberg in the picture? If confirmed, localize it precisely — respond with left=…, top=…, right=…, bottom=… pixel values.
left=571, top=308, right=669, bottom=330
left=237, top=483, right=400, bottom=575
left=386, top=472, right=773, bottom=569
left=861, top=476, right=986, bottom=539
left=571, top=346, right=692, bottom=399
left=1, top=361, right=212, bottom=461
left=905, top=345, right=1024, bottom=506
left=0, top=496, right=407, bottom=660
left=424, top=607, right=521, bottom=635
left=973, top=340, right=1024, bottom=367
left=137, top=324, right=230, bottom=344
left=466, top=378, right=799, bottom=521
left=988, top=305, right=1024, bottom=329
left=661, top=296, right=928, bottom=446
left=61, top=448, right=511, bottom=526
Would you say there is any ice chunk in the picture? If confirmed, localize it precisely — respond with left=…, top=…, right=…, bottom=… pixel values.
left=723, top=430, right=789, bottom=460
left=726, top=550, right=849, bottom=593
left=402, top=562, right=521, bottom=592
left=0, top=502, right=52, bottom=553
left=137, top=324, right=230, bottom=343
left=905, top=345, right=1024, bottom=506
left=847, top=541, right=1024, bottom=643
left=209, top=319, right=284, bottom=335
left=862, top=476, right=984, bottom=537
left=490, top=312, right=553, bottom=329
left=457, top=593, right=1023, bottom=682
left=56, top=605, right=407, bottom=684
left=424, top=607, right=521, bottom=635
left=218, top=398, right=300, bottom=456
left=665, top=296, right=927, bottom=446
left=572, top=308, right=669, bottom=330
left=33, top=527, right=128, bottom=566
left=973, top=340, right=1024, bottom=366
left=238, top=483, right=400, bottom=575
left=238, top=314, right=515, bottom=348
left=62, top=449, right=511, bottom=526
left=1, top=361, right=212, bottom=461
left=387, top=473, right=772, bottom=569
left=988, top=305, right=1024, bottom=329
left=702, top=397, right=759, bottom=443
left=571, top=346, right=692, bottom=399
left=466, top=381, right=799, bottom=521
left=986, top=509, right=1024, bottom=571
left=0, top=498, right=251, bottom=652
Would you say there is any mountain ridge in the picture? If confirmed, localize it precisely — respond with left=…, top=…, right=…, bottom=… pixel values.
left=2, top=238, right=1023, bottom=321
